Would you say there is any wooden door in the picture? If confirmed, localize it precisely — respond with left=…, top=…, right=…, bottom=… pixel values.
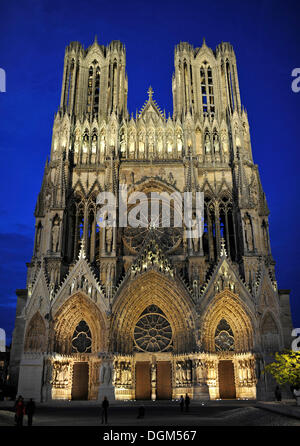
left=156, top=361, right=172, bottom=400
left=218, top=360, right=236, bottom=399
left=72, top=362, right=89, bottom=400
left=135, top=362, right=151, bottom=400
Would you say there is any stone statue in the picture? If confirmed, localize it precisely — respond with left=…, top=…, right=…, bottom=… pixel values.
left=182, top=362, right=187, bottom=382
left=92, top=134, right=97, bottom=153
left=106, top=226, right=113, bottom=253
left=186, top=361, right=192, bottom=382
left=244, top=216, right=254, bottom=251
left=205, top=135, right=211, bottom=153
left=214, top=135, right=220, bottom=152
left=151, top=363, right=156, bottom=383
left=176, top=362, right=183, bottom=385
left=36, top=225, right=42, bottom=253
left=100, top=361, right=112, bottom=386
left=51, top=220, right=60, bottom=252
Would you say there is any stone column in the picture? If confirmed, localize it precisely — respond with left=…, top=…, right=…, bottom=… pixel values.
left=151, top=362, right=157, bottom=401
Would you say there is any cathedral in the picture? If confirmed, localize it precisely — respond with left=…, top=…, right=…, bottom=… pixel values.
left=9, top=37, right=293, bottom=402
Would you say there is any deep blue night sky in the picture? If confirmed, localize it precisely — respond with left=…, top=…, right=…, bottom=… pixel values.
left=0, top=0, right=299, bottom=345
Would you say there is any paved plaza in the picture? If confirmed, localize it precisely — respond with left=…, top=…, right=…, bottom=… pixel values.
left=0, top=400, right=299, bottom=427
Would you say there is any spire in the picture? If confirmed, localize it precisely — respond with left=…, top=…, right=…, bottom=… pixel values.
left=220, top=237, right=227, bottom=258
left=147, top=86, right=153, bottom=101
left=94, top=34, right=98, bottom=44
left=78, top=238, right=86, bottom=259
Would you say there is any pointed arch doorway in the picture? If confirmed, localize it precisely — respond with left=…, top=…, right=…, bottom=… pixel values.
left=72, top=362, right=89, bottom=400
left=218, top=360, right=236, bottom=399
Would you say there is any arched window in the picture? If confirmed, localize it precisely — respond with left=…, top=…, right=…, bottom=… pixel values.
left=93, top=67, right=100, bottom=115
left=203, top=195, right=237, bottom=262
left=87, top=65, right=100, bottom=116
left=71, top=320, right=92, bottom=353
left=133, top=305, right=173, bottom=352
left=215, top=319, right=235, bottom=352
left=200, top=63, right=215, bottom=115
left=226, top=60, right=235, bottom=112
left=87, top=67, right=93, bottom=114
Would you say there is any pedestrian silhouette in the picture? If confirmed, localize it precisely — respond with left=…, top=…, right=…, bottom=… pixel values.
left=101, top=396, right=109, bottom=424
left=14, top=395, right=25, bottom=427
left=26, top=398, right=36, bottom=426
left=185, top=393, right=190, bottom=412
left=179, top=395, right=184, bottom=412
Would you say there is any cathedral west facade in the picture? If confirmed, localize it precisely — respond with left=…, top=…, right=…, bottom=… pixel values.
left=9, top=37, right=293, bottom=402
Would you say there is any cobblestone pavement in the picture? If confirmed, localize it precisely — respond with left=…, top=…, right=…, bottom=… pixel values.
left=0, top=402, right=299, bottom=427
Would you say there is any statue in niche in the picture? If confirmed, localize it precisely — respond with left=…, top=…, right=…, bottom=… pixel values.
left=45, top=192, right=52, bottom=208
left=213, top=135, right=220, bottom=152
left=151, top=363, right=156, bottom=384
left=114, top=361, right=121, bottom=384
left=36, top=225, right=42, bottom=253
left=130, top=171, right=135, bottom=184
left=186, top=361, right=192, bottom=382
left=176, top=362, right=183, bottom=385
left=177, top=135, right=183, bottom=152
left=106, top=226, right=113, bottom=253
left=244, top=216, right=254, bottom=251
left=91, top=134, right=97, bottom=153
left=148, top=133, right=154, bottom=154
left=195, top=360, right=206, bottom=383
left=51, top=219, right=60, bottom=252
left=204, top=134, right=211, bottom=153
left=182, top=362, right=187, bottom=382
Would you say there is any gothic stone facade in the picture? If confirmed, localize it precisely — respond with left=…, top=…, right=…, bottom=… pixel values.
left=10, top=38, right=293, bottom=402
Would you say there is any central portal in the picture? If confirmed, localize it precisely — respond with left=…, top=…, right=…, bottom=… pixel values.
left=72, top=362, right=89, bottom=400
left=218, top=360, right=236, bottom=399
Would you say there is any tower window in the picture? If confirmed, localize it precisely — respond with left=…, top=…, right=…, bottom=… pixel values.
left=87, top=65, right=101, bottom=116
left=200, top=65, right=214, bottom=115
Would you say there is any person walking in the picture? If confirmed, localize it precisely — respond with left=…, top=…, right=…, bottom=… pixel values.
left=101, top=396, right=109, bottom=424
left=14, top=395, right=25, bottom=427
left=275, top=385, right=282, bottom=402
left=179, top=396, right=184, bottom=412
left=184, top=393, right=190, bottom=412
left=26, top=398, right=36, bottom=426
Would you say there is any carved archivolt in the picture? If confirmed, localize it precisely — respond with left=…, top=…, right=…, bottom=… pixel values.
left=111, top=270, right=197, bottom=354
left=53, top=292, right=107, bottom=354
left=201, top=289, right=254, bottom=353
left=24, top=312, right=47, bottom=352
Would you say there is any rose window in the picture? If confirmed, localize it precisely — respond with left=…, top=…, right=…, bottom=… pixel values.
left=134, top=305, right=173, bottom=352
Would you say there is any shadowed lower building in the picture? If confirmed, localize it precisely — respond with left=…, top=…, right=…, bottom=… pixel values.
left=9, top=37, right=293, bottom=402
